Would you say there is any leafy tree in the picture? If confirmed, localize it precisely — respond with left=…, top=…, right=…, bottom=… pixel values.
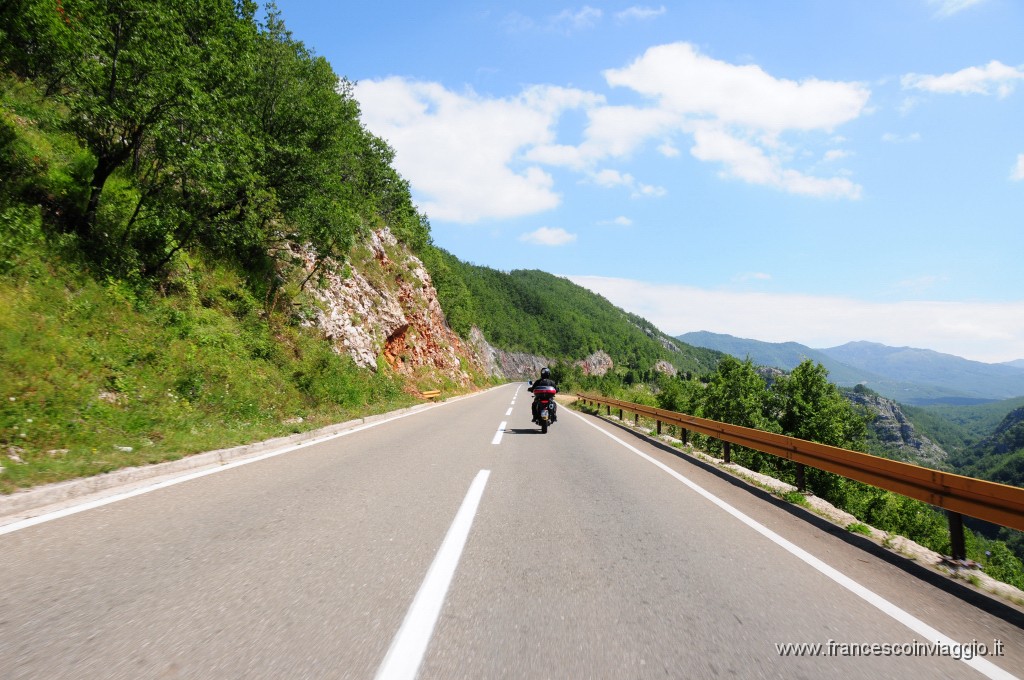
left=770, top=360, right=868, bottom=502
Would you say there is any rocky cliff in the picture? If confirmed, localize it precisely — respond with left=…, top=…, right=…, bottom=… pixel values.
left=846, top=391, right=949, bottom=468
left=295, top=228, right=490, bottom=389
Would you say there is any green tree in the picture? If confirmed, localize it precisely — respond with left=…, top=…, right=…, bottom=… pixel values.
left=694, top=357, right=776, bottom=457
left=770, top=360, right=868, bottom=501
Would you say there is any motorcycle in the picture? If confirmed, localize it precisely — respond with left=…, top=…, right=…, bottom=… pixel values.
left=531, top=384, right=557, bottom=434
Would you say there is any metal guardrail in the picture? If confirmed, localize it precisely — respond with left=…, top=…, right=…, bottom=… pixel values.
left=578, top=393, right=1024, bottom=558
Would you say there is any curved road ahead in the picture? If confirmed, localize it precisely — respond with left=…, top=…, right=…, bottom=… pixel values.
left=1, top=384, right=1022, bottom=678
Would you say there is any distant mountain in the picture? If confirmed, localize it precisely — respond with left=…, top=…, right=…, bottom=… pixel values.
left=1003, top=359, right=1024, bottom=370
left=821, top=341, right=1024, bottom=403
left=678, top=332, right=1024, bottom=405
left=677, top=331, right=873, bottom=386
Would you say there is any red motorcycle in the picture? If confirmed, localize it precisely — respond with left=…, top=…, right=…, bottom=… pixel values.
left=532, top=385, right=557, bottom=434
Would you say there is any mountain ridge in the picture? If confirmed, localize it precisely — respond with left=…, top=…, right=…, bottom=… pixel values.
left=679, top=331, right=1024, bottom=404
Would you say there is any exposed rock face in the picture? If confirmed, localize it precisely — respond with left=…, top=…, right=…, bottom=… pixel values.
left=296, top=229, right=481, bottom=387
left=576, top=351, right=613, bottom=376
left=465, top=326, right=551, bottom=381
left=846, top=391, right=949, bottom=467
left=653, top=360, right=677, bottom=377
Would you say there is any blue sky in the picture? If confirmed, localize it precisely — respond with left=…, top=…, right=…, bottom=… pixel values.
left=272, top=0, right=1024, bottom=363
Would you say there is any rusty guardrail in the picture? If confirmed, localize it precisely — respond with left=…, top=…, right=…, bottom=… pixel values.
left=578, top=393, right=1024, bottom=558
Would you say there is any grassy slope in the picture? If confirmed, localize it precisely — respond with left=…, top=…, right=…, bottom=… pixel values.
left=0, top=250, right=419, bottom=493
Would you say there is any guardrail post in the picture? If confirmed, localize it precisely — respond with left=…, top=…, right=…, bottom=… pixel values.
left=606, top=405, right=611, bottom=416
left=796, top=464, right=806, bottom=492
left=947, top=511, right=967, bottom=561
left=634, top=413, right=639, bottom=426
left=656, top=420, right=662, bottom=435
left=681, top=428, right=688, bottom=445
left=723, top=441, right=731, bottom=464
left=619, top=408, right=624, bottom=420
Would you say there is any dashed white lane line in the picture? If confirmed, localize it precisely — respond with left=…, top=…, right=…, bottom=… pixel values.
left=569, top=409, right=1018, bottom=680
left=375, top=469, right=491, bottom=680
left=491, top=422, right=507, bottom=445
left=505, top=408, right=513, bottom=416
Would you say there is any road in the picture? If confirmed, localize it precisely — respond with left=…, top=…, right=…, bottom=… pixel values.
left=1, top=383, right=1022, bottom=679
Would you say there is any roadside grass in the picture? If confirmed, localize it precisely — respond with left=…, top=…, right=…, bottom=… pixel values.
left=0, top=251, right=416, bottom=493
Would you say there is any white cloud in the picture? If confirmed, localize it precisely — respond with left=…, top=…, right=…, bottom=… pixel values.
left=634, top=182, right=667, bottom=198
left=902, top=60, right=1024, bottom=98
left=823, top=149, right=851, bottom=162
left=520, top=227, right=578, bottom=246
left=588, top=169, right=666, bottom=197
left=690, top=122, right=862, bottom=198
left=551, top=6, right=603, bottom=33
left=566, top=275, right=1024, bottom=363
left=602, top=42, right=867, bottom=198
left=658, top=141, right=680, bottom=157
left=605, top=43, right=870, bottom=132
left=591, top=169, right=634, bottom=187
left=928, top=0, right=987, bottom=18
left=613, top=216, right=633, bottom=226
left=615, top=6, right=667, bottom=21
left=355, top=78, right=600, bottom=223
left=882, top=132, right=922, bottom=143
left=526, top=105, right=678, bottom=169
left=1012, top=154, right=1024, bottom=181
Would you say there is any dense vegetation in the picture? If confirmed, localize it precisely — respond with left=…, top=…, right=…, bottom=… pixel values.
left=591, top=357, right=1024, bottom=590
left=1, top=0, right=428, bottom=280
left=420, top=246, right=721, bottom=379
left=0, top=1, right=433, bottom=491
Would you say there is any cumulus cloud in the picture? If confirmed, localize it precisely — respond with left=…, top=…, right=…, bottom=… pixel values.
left=520, top=227, right=578, bottom=246
left=603, top=42, right=868, bottom=198
left=616, top=6, right=667, bottom=21
left=928, top=0, right=987, bottom=18
left=356, top=43, right=870, bottom=224
left=355, top=78, right=601, bottom=222
left=823, top=149, right=850, bottom=162
left=902, top=60, right=1024, bottom=98
left=1012, top=154, right=1024, bottom=181
left=526, top=105, right=678, bottom=169
left=566, top=275, right=1024, bottom=363
left=605, top=43, right=870, bottom=132
left=689, top=122, right=862, bottom=198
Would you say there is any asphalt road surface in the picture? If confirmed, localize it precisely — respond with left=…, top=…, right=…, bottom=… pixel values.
left=1, top=383, right=1022, bottom=679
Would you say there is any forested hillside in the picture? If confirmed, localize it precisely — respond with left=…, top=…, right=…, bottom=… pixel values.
left=420, top=247, right=721, bottom=379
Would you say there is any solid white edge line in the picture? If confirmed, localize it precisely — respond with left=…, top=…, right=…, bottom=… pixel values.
left=375, top=469, right=490, bottom=680
left=0, top=388, right=501, bottom=536
left=491, top=422, right=507, bottom=445
left=567, top=409, right=1017, bottom=680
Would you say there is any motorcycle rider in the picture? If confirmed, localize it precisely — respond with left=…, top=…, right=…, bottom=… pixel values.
left=528, top=367, right=558, bottom=423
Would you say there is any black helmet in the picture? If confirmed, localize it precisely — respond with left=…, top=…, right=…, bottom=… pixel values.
left=540, top=367, right=551, bottom=379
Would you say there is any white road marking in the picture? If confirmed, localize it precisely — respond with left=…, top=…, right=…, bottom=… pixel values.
left=491, top=422, right=507, bottom=445
left=375, top=469, right=490, bottom=680
left=569, top=409, right=1018, bottom=680
left=506, top=408, right=513, bottom=416
left=0, top=396, right=479, bottom=536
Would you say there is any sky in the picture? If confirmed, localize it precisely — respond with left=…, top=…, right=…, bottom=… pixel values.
left=271, top=0, right=1024, bottom=364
